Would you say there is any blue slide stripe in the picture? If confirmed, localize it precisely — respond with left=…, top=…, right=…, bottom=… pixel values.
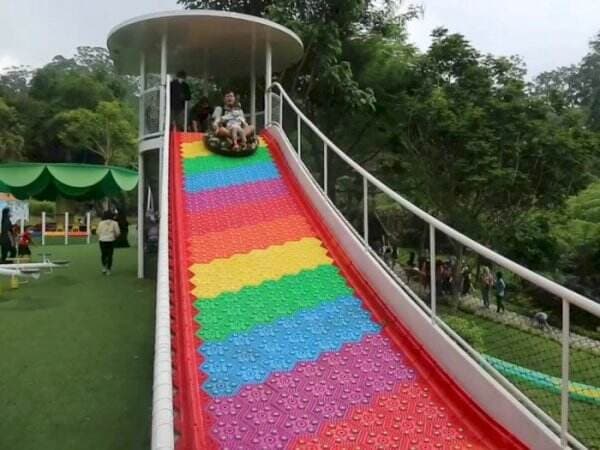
left=199, top=296, right=380, bottom=396
left=185, top=161, right=280, bottom=193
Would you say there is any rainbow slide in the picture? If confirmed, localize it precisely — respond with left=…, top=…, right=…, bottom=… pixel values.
left=169, top=131, right=527, bottom=449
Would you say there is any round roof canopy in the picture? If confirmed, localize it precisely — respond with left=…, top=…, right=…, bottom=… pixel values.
left=107, top=10, right=304, bottom=78
left=0, top=163, right=138, bottom=201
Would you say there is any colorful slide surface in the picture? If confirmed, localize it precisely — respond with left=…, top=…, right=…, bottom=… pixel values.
left=170, top=131, right=527, bottom=449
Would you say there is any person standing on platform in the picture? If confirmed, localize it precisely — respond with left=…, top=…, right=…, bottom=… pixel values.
left=170, top=70, right=191, bottom=131
left=97, top=210, right=120, bottom=275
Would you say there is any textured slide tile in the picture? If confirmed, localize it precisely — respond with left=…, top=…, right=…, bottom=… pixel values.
left=208, top=334, right=416, bottom=449
left=181, top=140, right=213, bottom=159
left=185, top=178, right=288, bottom=213
left=188, top=215, right=315, bottom=264
left=195, top=264, right=354, bottom=342
left=293, top=382, right=489, bottom=450
left=190, top=238, right=332, bottom=299
left=185, top=196, right=300, bottom=236
left=185, top=161, right=280, bottom=193
left=200, top=297, right=381, bottom=396
left=184, top=147, right=271, bottom=175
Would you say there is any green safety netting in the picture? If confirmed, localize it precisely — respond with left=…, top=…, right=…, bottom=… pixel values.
left=0, top=163, right=138, bottom=200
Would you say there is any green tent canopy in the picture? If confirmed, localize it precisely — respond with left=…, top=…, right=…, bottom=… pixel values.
left=0, top=163, right=138, bottom=200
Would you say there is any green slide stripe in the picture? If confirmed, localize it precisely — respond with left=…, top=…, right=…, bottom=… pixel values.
left=195, top=264, right=354, bottom=342
left=184, top=147, right=271, bottom=175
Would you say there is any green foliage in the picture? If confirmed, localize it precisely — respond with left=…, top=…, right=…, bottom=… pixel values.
left=177, top=0, right=271, bottom=15
left=0, top=97, right=24, bottom=161
left=494, top=211, right=560, bottom=270
left=379, top=29, right=594, bottom=245
left=57, top=101, right=136, bottom=166
left=443, top=315, right=485, bottom=351
left=551, top=182, right=600, bottom=299
left=29, top=200, right=56, bottom=217
left=535, top=33, right=600, bottom=133
left=0, top=47, right=136, bottom=165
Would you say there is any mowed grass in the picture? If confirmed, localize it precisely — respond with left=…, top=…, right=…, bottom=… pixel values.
left=0, top=243, right=155, bottom=450
left=440, top=306, right=600, bottom=449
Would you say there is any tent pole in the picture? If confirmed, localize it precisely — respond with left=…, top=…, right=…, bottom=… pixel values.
left=86, top=211, right=91, bottom=245
left=41, top=212, right=46, bottom=246
left=64, top=212, right=69, bottom=246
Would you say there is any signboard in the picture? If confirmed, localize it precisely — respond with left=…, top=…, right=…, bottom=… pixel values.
left=0, top=200, right=29, bottom=223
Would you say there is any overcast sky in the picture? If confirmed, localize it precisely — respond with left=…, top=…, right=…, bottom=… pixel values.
left=1, top=0, right=599, bottom=78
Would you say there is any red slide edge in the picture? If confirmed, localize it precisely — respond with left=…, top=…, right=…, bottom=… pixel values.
left=170, top=132, right=216, bottom=450
left=263, top=130, right=527, bottom=450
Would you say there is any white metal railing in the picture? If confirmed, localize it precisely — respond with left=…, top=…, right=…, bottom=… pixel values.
left=269, top=81, right=600, bottom=449
left=151, top=75, right=174, bottom=450
left=140, top=85, right=163, bottom=139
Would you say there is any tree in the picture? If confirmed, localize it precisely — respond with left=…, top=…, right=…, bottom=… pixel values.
left=0, top=98, right=25, bottom=161
left=377, top=29, right=595, bottom=300
left=177, top=0, right=271, bottom=15
left=57, top=101, right=136, bottom=166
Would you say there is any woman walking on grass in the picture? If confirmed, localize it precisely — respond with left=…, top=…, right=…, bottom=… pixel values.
left=97, top=210, right=120, bottom=275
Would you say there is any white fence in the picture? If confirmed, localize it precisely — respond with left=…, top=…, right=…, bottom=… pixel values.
left=269, top=82, right=600, bottom=449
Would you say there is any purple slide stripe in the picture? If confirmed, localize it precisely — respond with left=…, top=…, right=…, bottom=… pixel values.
left=208, top=334, right=417, bottom=449
left=185, top=178, right=288, bottom=213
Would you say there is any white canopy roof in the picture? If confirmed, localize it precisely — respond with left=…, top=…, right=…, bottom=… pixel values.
left=107, top=10, right=304, bottom=77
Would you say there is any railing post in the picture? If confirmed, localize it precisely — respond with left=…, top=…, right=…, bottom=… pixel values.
left=184, top=100, right=189, bottom=132
left=279, top=94, right=283, bottom=126
left=64, top=212, right=69, bottom=246
left=561, top=298, right=570, bottom=447
left=363, top=177, right=369, bottom=246
left=41, top=211, right=46, bottom=246
left=138, top=52, right=145, bottom=139
left=86, top=211, right=91, bottom=245
left=323, top=143, right=328, bottom=195
left=430, top=224, right=437, bottom=324
left=297, top=115, right=302, bottom=157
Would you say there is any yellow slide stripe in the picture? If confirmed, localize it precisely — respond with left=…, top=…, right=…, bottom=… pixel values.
left=181, top=141, right=212, bottom=159
left=190, top=237, right=332, bottom=299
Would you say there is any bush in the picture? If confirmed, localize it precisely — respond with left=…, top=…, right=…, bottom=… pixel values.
left=444, top=315, right=486, bottom=351
left=29, top=200, right=56, bottom=217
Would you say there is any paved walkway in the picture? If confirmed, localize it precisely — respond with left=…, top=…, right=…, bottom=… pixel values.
left=459, top=293, right=600, bottom=355
left=395, top=268, right=600, bottom=355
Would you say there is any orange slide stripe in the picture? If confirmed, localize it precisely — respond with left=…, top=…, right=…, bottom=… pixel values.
left=188, top=214, right=316, bottom=264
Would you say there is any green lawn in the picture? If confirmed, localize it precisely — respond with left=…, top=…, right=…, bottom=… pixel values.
left=440, top=305, right=600, bottom=449
left=0, top=243, right=155, bottom=450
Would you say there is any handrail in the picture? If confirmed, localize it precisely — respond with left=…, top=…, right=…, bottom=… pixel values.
left=269, top=81, right=599, bottom=448
left=270, top=82, right=600, bottom=318
left=151, top=75, right=174, bottom=450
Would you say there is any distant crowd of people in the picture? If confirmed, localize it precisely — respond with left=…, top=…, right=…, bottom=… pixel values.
left=170, top=70, right=255, bottom=150
left=0, top=206, right=130, bottom=276
left=392, top=250, right=508, bottom=313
